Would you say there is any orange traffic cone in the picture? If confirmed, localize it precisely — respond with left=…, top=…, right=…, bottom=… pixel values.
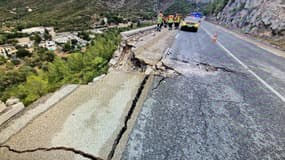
left=212, top=32, right=218, bottom=43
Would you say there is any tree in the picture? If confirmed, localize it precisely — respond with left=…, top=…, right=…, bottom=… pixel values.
left=36, top=47, right=55, bottom=62
left=30, top=34, right=42, bottom=44
left=44, top=29, right=52, bottom=40
left=16, top=48, right=32, bottom=58
left=0, top=56, right=6, bottom=65
left=11, top=58, right=21, bottom=65
left=78, top=31, right=90, bottom=41
left=0, top=34, right=8, bottom=45
left=17, top=74, right=49, bottom=105
left=62, top=42, right=72, bottom=52
left=16, top=24, right=24, bottom=31
left=47, top=57, right=70, bottom=85
left=71, top=39, right=78, bottom=46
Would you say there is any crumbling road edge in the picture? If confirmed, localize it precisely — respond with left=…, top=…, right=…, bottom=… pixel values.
left=107, top=75, right=150, bottom=160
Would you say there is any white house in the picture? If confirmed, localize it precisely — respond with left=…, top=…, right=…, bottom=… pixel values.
left=54, top=32, right=88, bottom=47
left=0, top=45, right=17, bottom=58
left=21, top=27, right=45, bottom=34
left=39, top=41, right=57, bottom=51
left=21, top=27, right=55, bottom=38
left=45, top=41, right=57, bottom=51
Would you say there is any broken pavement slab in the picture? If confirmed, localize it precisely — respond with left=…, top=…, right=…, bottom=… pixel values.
left=133, top=29, right=177, bottom=66
left=0, top=71, right=146, bottom=160
left=0, top=84, right=79, bottom=144
left=0, top=103, right=25, bottom=126
left=110, top=29, right=177, bottom=73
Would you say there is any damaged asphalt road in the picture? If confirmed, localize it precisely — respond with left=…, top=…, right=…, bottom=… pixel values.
left=122, top=22, right=285, bottom=159
left=1, top=22, right=285, bottom=160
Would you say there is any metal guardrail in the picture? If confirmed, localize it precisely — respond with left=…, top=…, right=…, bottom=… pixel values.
left=121, top=25, right=156, bottom=39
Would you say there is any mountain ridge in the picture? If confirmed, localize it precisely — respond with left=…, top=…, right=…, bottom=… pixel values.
left=0, top=0, right=175, bottom=31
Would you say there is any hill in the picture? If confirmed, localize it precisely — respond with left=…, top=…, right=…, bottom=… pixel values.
left=0, top=0, right=174, bottom=31
left=204, top=0, right=285, bottom=49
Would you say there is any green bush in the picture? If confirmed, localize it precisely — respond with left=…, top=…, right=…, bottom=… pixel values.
left=17, top=74, right=49, bottom=105
left=62, top=42, right=73, bottom=52
left=165, top=0, right=195, bottom=16
left=78, top=31, right=91, bottom=41
left=30, top=34, right=42, bottom=44
left=11, top=59, right=21, bottom=65
left=35, top=47, right=55, bottom=62
left=44, top=29, right=52, bottom=40
left=0, top=56, right=6, bottom=65
left=16, top=48, right=32, bottom=58
left=0, top=32, right=29, bottom=45
left=0, top=28, right=125, bottom=106
left=0, top=34, right=8, bottom=45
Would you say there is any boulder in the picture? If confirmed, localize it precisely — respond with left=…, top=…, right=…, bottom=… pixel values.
left=6, top=98, right=20, bottom=106
left=0, top=101, right=7, bottom=113
left=127, top=41, right=136, bottom=47
left=109, top=58, right=118, bottom=66
left=156, top=61, right=163, bottom=69
left=93, top=74, right=106, bottom=83
left=145, top=66, right=153, bottom=75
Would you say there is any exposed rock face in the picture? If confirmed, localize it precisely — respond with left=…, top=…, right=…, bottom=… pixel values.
left=217, top=0, right=285, bottom=37
left=191, top=0, right=213, bottom=3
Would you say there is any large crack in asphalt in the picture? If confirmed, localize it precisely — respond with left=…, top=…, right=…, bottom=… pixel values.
left=169, top=57, right=244, bottom=74
left=152, top=76, right=167, bottom=91
left=196, top=62, right=236, bottom=73
left=107, top=75, right=150, bottom=160
left=159, top=62, right=183, bottom=75
left=0, top=145, right=103, bottom=160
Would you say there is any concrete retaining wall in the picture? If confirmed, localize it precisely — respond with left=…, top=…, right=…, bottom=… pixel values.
left=0, top=84, right=78, bottom=144
left=121, top=25, right=156, bottom=39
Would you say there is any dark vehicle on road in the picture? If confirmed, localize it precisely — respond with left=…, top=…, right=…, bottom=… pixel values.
left=180, top=17, right=201, bottom=32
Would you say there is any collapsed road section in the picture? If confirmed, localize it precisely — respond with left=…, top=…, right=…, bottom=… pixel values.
left=0, top=26, right=177, bottom=160
left=0, top=71, right=147, bottom=160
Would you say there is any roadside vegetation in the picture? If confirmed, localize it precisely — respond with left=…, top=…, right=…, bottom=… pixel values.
left=0, top=28, right=127, bottom=106
left=0, top=0, right=157, bottom=32
left=203, top=0, right=229, bottom=15
left=0, top=32, right=29, bottom=45
left=164, top=0, right=195, bottom=16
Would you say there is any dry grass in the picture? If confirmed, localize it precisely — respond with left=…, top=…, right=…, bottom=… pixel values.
left=264, top=37, right=285, bottom=51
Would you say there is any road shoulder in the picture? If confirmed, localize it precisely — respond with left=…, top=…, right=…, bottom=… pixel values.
left=205, top=21, right=285, bottom=59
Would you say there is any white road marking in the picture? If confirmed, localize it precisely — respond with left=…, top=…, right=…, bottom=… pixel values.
left=205, top=21, right=285, bottom=59
left=201, top=26, right=285, bottom=103
left=175, top=33, right=180, bottom=39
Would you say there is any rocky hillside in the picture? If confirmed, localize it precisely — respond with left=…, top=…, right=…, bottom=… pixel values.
left=216, top=0, right=285, bottom=37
